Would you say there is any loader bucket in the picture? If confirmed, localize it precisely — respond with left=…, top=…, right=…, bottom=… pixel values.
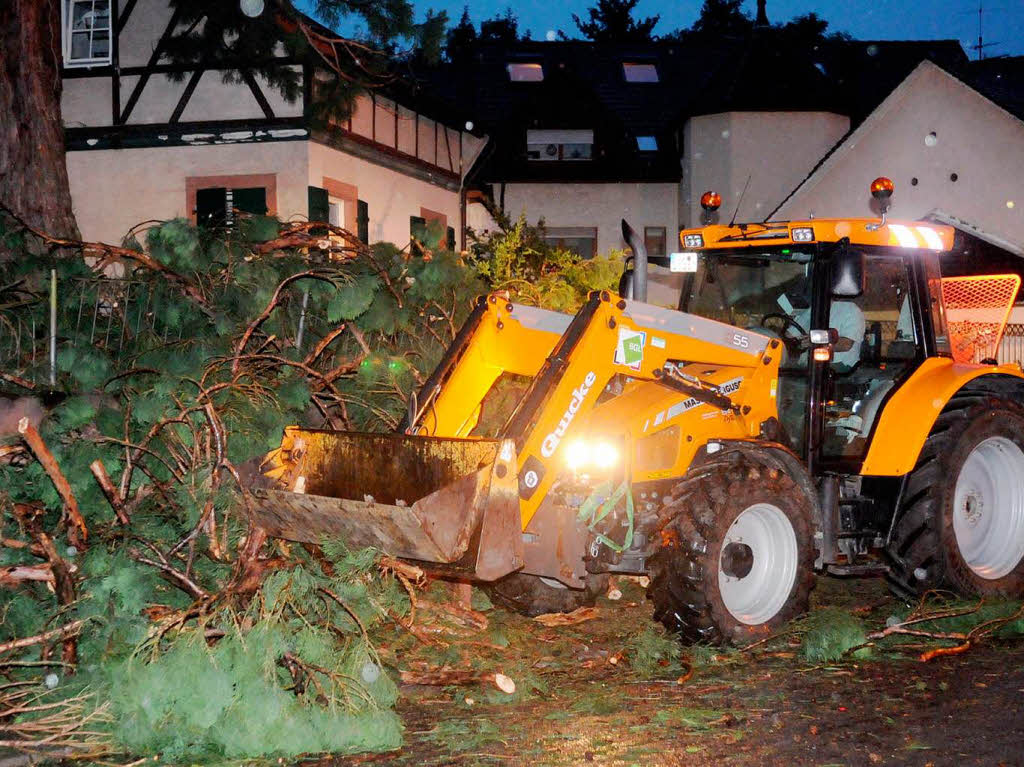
left=248, top=427, right=523, bottom=581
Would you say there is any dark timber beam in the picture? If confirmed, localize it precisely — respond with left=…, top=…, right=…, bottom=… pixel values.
left=119, top=6, right=183, bottom=124
left=169, top=69, right=204, bottom=124
left=242, top=70, right=275, bottom=120
left=116, top=0, right=139, bottom=35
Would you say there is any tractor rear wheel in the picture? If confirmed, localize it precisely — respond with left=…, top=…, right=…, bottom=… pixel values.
left=486, top=572, right=609, bottom=617
left=648, top=453, right=815, bottom=645
left=886, top=394, right=1024, bottom=599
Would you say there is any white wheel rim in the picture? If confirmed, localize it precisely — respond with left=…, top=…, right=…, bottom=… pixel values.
left=717, top=503, right=798, bottom=625
left=953, top=436, right=1024, bottom=579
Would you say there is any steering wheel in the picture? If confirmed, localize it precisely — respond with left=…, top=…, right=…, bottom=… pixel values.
left=760, top=312, right=808, bottom=356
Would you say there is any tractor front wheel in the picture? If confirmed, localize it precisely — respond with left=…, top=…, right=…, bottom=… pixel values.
left=648, top=453, right=815, bottom=645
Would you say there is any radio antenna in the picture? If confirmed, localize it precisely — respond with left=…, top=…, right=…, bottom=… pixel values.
left=729, top=175, right=752, bottom=227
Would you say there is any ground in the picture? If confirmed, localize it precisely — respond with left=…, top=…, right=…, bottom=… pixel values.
left=315, top=576, right=1024, bottom=767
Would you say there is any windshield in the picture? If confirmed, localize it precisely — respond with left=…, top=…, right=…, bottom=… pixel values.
left=679, top=248, right=815, bottom=329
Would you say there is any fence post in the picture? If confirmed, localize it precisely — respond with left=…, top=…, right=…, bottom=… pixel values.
left=49, top=268, right=57, bottom=387
left=295, top=288, right=310, bottom=355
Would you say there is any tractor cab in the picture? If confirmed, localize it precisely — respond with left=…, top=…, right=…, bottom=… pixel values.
left=670, top=179, right=1019, bottom=477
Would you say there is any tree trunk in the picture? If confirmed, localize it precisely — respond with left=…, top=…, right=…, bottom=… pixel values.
left=0, top=0, right=79, bottom=247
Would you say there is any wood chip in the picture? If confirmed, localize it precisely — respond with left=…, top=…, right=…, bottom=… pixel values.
left=494, top=673, right=516, bottom=694
left=533, top=606, right=599, bottom=626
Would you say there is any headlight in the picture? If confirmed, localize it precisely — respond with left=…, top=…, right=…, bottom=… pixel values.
left=791, top=227, right=814, bottom=242
left=683, top=233, right=704, bottom=248
left=563, top=438, right=621, bottom=472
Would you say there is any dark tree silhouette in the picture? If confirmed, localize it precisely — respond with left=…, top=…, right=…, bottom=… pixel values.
left=445, top=7, right=477, bottom=62
left=571, top=0, right=659, bottom=42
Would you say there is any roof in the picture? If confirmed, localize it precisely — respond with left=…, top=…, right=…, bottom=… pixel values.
left=411, top=36, right=971, bottom=186
left=965, top=56, right=1024, bottom=122
left=770, top=59, right=1024, bottom=220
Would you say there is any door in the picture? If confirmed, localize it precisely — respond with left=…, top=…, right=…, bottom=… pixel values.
left=820, top=252, right=920, bottom=462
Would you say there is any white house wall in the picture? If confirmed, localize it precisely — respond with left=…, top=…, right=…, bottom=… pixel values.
left=774, top=62, right=1024, bottom=251
left=497, top=182, right=679, bottom=256
left=308, top=142, right=461, bottom=246
left=683, top=112, right=850, bottom=227
left=492, top=182, right=682, bottom=306
left=116, top=0, right=174, bottom=69
left=61, top=0, right=302, bottom=129
left=66, top=141, right=309, bottom=244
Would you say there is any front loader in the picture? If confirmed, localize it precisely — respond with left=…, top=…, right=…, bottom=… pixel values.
left=251, top=178, right=1024, bottom=644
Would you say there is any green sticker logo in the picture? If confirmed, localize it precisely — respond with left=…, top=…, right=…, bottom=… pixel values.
left=615, top=328, right=646, bottom=370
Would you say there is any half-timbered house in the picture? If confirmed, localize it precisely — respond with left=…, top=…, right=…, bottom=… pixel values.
left=59, top=0, right=486, bottom=247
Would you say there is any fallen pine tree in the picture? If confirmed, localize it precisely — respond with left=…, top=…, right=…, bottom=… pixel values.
left=0, top=209, right=620, bottom=762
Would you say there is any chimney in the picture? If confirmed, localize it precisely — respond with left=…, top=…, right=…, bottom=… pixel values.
left=755, top=0, right=769, bottom=27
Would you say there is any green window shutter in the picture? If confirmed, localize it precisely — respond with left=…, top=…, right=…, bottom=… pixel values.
left=410, top=215, right=427, bottom=239
left=357, top=199, right=369, bottom=244
left=196, top=187, right=227, bottom=227
left=233, top=187, right=268, bottom=215
left=308, top=186, right=329, bottom=223
left=446, top=226, right=456, bottom=251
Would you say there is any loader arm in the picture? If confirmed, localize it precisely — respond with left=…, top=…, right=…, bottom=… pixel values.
left=404, top=295, right=571, bottom=438
left=507, top=291, right=783, bottom=527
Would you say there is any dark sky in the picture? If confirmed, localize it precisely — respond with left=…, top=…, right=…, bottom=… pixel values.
left=303, top=0, right=1024, bottom=58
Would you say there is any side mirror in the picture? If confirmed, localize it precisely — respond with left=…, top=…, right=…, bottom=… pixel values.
left=831, top=246, right=865, bottom=297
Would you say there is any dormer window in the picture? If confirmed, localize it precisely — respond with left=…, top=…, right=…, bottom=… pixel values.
left=636, top=136, right=658, bottom=151
left=527, top=130, right=593, bottom=161
left=62, top=0, right=111, bottom=67
left=623, top=62, right=658, bottom=83
left=507, top=62, right=544, bottom=82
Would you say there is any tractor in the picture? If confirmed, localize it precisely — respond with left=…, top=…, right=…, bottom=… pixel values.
left=250, top=178, right=1024, bottom=644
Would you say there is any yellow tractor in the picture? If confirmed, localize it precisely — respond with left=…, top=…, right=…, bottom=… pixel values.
left=251, top=178, right=1024, bottom=644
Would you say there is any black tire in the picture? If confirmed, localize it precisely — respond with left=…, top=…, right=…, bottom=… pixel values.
left=648, top=452, right=816, bottom=645
left=486, top=572, right=609, bottom=617
left=886, top=393, right=1024, bottom=600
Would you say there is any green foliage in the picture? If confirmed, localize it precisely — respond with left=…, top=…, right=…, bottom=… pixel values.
left=800, top=608, right=869, bottom=662
left=470, top=211, right=620, bottom=312
left=0, top=205, right=618, bottom=760
left=104, top=555, right=403, bottom=760
left=626, top=623, right=683, bottom=678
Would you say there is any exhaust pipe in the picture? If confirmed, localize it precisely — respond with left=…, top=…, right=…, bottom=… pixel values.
left=621, top=219, right=647, bottom=303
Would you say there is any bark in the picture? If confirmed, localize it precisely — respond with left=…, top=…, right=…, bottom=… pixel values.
left=0, top=0, right=79, bottom=251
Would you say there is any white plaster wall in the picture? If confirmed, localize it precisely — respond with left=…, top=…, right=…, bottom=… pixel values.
left=66, top=141, right=310, bottom=244
left=117, top=0, right=173, bottom=69
left=498, top=182, right=679, bottom=257
left=494, top=182, right=682, bottom=306
left=308, top=142, right=461, bottom=246
left=62, top=78, right=112, bottom=127
left=683, top=111, right=850, bottom=227
left=775, top=63, right=1024, bottom=251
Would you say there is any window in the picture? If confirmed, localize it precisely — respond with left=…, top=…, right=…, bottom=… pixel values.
left=196, top=187, right=267, bottom=227
left=526, top=130, right=593, bottom=162
left=623, top=62, right=658, bottom=83
left=62, top=0, right=111, bottom=67
left=822, top=254, right=918, bottom=460
left=545, top=227, right=598, bottom=259
left=507, top=63, right=544, bottom=82
left=636, top=136, right=658, bottom=152
left=328, top=200, right=344, bottom=228
left=644, top=227, right=666, bottom=257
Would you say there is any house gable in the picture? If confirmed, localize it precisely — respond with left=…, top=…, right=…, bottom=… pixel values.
left=773, top=60, right=1024, bottom=252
